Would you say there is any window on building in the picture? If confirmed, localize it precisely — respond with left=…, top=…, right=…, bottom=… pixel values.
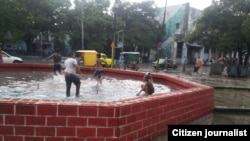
left=176, top=23, right=180, bottom=29
left=176, top=42, right=183, bottom=58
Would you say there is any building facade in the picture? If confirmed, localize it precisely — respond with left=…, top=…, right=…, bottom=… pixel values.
left=155, top=3, right=210, bottom=65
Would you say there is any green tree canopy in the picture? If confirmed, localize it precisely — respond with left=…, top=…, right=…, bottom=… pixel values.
left=186, top=0, right=250, bottom=65
left=0, top=0, right=161, bottom=59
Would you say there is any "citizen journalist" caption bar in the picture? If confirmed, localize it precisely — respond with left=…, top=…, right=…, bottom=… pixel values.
left=172, top=128, right=248, bottom=138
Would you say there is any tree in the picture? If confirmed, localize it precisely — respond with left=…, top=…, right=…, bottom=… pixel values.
left=186, top=0, right=250, bottom=66
left=69, top=0, right=114, bottom=55
left=117, top=1, right=161, bottom=52
left=0, top=0, right=161, bottom=59
left=0, top=0, right=72, bottom=53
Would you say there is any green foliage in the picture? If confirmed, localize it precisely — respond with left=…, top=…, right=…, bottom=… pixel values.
left=0, top=0, right=160, bottom=55
left=186, top=0, right=250, bottom=64
left=117, top=1, right=160, bottom=52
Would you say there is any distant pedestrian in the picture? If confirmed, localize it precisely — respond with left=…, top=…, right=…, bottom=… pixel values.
left=182, top=56, right=187, bottom=72
left=164, top=56, right=168, bottom=70
left=118, top=54, right=124, bottom=69
left=64, top=51, right=81, bottom=97
left=123, top=54, right=128, bottom=70
left=193, top=57, right=203, bottom=75
left=0, top=47, right=3, bottom=63
left=43, top=48, right=62, bottom=75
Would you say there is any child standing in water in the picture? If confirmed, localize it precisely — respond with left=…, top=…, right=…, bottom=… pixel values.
left=93, top=53, right=103, bottom=85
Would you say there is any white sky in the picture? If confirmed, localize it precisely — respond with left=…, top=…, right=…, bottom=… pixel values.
left=112, top=0, right=212, bottom=10
left=70, top=0, right=212, bottom=10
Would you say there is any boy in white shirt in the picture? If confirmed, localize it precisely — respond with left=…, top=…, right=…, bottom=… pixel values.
left=64, top=51, right=81, bottom=97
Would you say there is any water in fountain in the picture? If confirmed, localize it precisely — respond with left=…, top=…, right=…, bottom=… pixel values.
left=0, top=71, right=173, bottom=102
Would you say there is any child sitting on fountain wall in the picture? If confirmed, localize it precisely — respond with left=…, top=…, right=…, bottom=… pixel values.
left=137, top=72, right=154, bottom=96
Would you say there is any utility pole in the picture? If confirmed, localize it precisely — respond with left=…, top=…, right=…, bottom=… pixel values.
left=41, top=32, right=43, bottom=57
left=156, top=0, right=167, bottom=70
left=81, top=1, right=84, bottom=50
left=111, top=0, right=119, bottom=68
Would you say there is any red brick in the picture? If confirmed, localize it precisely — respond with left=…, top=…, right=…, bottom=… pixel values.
left=65, top=138, right=85, bottom=141
left=37, top=105, right=57, bottom=115
left=142, top=118, right=152, bottom=128
left=97, top=128, right=114, bottom=137
left=25, top=136, right=43, bottom=141
left=88, top=118, right=107, bottom=127
left=141, top=102, right=152, bottom=110
left=0, top=104, right=14, bottom=114
left=126, top=132, right=137, bottom=141
left=99, top=107, right=115, bottom=117
left=68, top=117, right=87, bottom=126
left=118, top=117, right=126, bottom=125
left=0, top=126, right=14, bottom=135
left=26, top=116, right=45, bottom=125
left=131, top=121, right=142, bottom=131
left=136, top=112, right=147, bottom=120
left=107, top=118, right=118, bottom=126
left=120, top=106, right=131, bottom=116
left=5, top=115, right=25, bottom=125
left=4, top=136, right=23, bottom=141
left=138, top=128, right=147, bottom=138
left=0, top=116, right=3, bottom=124
left=15, top=126, right=34, bottom=135
left=85, top=138, right=105, bottom=141
left=77, top=127, right=96, bottom=137
left=79, top=107, right=97, bottom=116
left=16, top=104, right=35, bottom=115
left=36, top=127, right=55, bottom=136
left=57, top=127, right=76, bottom=136
left=45, top=137, right=64, bottom=141
left=120, top=124, right=133, bottom=135
left=47, top=117, right=66, bottom=126
left=127, top=114, right=137, bottom=123
left=58, top=105, right=77, bottom=116
left=131, top=104, right=142, bottom=113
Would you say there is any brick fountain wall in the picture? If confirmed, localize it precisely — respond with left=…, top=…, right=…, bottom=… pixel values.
left=0, top=64, right=214, bottom=141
